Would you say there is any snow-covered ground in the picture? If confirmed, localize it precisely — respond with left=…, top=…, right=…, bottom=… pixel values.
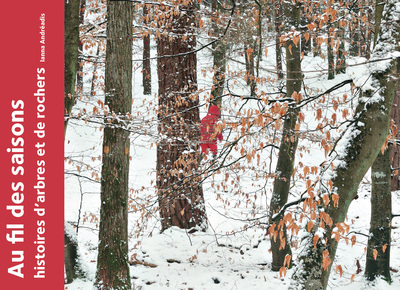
left=64, top=10, right=400, bottom=289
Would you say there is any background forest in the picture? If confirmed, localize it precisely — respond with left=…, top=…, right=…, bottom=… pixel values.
left=64, top=0, right=400, bottom=289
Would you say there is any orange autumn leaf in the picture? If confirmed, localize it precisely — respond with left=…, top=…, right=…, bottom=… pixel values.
left=350, top=274, right=355, bottom=283
left=307, top=220, right=314, bottom=232
left=313, top=235, right=319, bottom=249
left=246, top=47, right=253, bottom=61
left=279, top=237, right=286, bottom=250
left=351, top=235, right=357, bottom=246
left=362, top=14, right=367, bottom=23
left=264, top=47, right=268, bottom=57
left=292, top=91, right=302, bottom=103
left=332, top=194, right=339, bottom=207
left=279, top=266, right=287, bottom=277
left=383, top=244, right=387, bottom=253
left=199, top=18, right=204, bottom=28
left=381, top=135, right=390, bottom=153
left=307, top=23, right=315, bottom=31
left=336, top=265, right=343, bottom=277
left=284, top=254, right=292, bottom=268
left=311, top=166, right=318, bottom=175
left=104, top=146, right=110, bottom=154
left=332, top=231, right=340, bottom=242
left=327, top=179, right=333, bottom=190
left=304, top=32, right=310, bottom=43
left=322, top=194, right=330, bottom=206
left=292, top=34, right=300, bottom=47
left=322, top=250, right=331, bottom=271
left=316, top=108, right=322, bottom=120
left=310, top=211, right=317, bottom=220
left=373, top=249, right=378, bottom=260
left=298, top=112, right=305, bottom=122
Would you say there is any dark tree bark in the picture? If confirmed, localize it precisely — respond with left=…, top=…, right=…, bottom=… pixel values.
left=255, top=0, right=263, bottom=78
left=365, top=4, right=374, bottom=59
left=241, top=0, right=256, bottom=96
left=349, top=5, right=361, bottom=57
left=64, top=232, right=79, bottom=283
left=268, top=0, right=302, bottom=272
left=327, top=0, right=335, bottom=80
left=143, top=3, right=152, bottom=95
left=274, top=2, right=283, bottom=79
left=365, top=148, right=392, bottom=282
left=244, top=42, right=256, bottom=96
left=335, top=17, right=346, bottom=75
left=365, top=0, right=399, bottom=282
left=64, top=0, right=81, bottom=136
left=210, top=0, right=226, bottom=106
left=95, top=2, right=133, bottom=289
left=156, top=1, right=207, bottom=231
left=312, top=30, right=322, bottom=57
left=75, top=0, right=86, bottom=98
left=390, top=83, right=400, bottom=190
left=300, top=6, right=311, bottom=56
left=291, top=1, right=399, bottom=288
left=64, top=224, right=84, bottom=284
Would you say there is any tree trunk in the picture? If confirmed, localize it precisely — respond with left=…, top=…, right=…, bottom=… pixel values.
left=95, top=2, right=133, bottom=289
left=75, top=0, right=86, bottom=99
left=64, top=0, right=81, bottom=136
left=349, top=6, right=361, bottom=57
left=390, top=83, right=400, bottom=190
left=335, top=19, right=346, bottom=75
left=274, top=2, right=283, bottom=79
left=244, top=43, right=256, bottom=96
left=64, top=223, right=84, bottom=284
left=365, top=148, right=392, bottom=282
left=255, top=0, right=263, bottom=78
left=210, top=0, right=226, bottom=106
left=156, top=1, right=207, bottom=231
left=291, top=2, right=399, bottom=288
left=300, top=8, right=311, bottom=56
left=327, top=0, right=334, bottom=80
left=268, top=0, right=302, bottom=272
left=365, top=3, right=374, bottom=59
left=143, top=4, right=152, bottom=95
left=327, top=21, right=335, bottom=80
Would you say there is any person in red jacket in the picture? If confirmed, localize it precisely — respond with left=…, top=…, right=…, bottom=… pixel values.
left=200, top=105, right=223, bottom=156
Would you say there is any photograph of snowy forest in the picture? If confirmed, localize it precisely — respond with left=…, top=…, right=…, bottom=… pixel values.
left=64, top=0, right=400, bottom=289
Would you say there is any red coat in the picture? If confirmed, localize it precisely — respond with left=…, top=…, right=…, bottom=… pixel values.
left=200, top=105, right=223, bottom=145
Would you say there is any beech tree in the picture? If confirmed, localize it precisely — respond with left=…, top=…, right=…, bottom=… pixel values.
left=210, top=0, right=227, bottom=106
left=291, top=1, right=399, bottom=288
left=95, top=1, right=133, bottom=288
left=391, top=86, right=400, bottom=190
left=366, top=148, right=392, bottom=282
left=142, top=3, right=152, bottom=95
left=365, top=0, right=398, bottom=281
left=156, top=0, right=207, bottom=231
left=268, top=0, right=302, bottom=271
left=274, top=1, right=283, bottom=79
left=64, top=0, right=83, bottom=284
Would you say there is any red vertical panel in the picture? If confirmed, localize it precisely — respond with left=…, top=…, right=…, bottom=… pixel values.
left=0, top=1, right=64, bottom=288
